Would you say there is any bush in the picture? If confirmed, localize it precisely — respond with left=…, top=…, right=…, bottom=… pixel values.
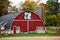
left=57, top=30, right=60, bottom=34
left=45, top=15, right=59, bottom=26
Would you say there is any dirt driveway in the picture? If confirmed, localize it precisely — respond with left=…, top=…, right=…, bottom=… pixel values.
left=0, top=36, right=60, bottom=40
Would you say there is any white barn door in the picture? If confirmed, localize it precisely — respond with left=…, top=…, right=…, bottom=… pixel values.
left=36, top=26, right=45, bottom=33
left=16, top=27, right=20, bottom=34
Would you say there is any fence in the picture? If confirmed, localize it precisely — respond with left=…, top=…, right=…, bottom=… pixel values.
left=46, top=27, right=60, bottom=30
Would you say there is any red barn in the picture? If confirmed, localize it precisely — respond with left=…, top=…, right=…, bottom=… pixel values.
left=11, top=10, right=45, bottom=34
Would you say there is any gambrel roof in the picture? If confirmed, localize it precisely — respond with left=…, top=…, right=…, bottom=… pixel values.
left=0, top=12, right=21, bottom=30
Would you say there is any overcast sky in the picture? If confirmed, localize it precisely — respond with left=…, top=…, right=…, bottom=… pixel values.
left=9, top=0, right=48, bottom=6
left=9, top=0, right=60, bottom=8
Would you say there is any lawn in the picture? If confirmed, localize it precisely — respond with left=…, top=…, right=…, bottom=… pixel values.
left=0, top=30, right=60, bottom=37
left=46, top=30, right=59, bottom=33
left=0, top=33, right=60, bottom=37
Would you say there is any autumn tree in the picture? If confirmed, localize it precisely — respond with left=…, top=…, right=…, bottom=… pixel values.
left=22, top=0, right=40, bottom=11
left=0, top=0, right=10, bottom=16
left=39, top=3, right=47, bottom=10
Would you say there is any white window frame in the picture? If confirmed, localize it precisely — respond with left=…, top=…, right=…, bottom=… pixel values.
left=24, top=12, right=31, bottom=20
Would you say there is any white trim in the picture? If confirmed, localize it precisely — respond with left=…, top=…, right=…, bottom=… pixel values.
left=20, top=32, right=28, bottom=34
left=29, top=31, right=36, bottom=33
left=14, top=20, right=42, bottom=21
left=13, top=26, right=20, bottom=34
left=27, top=21, right=29, bottom=33
left=13, top=26, right=16, bottom=34
left=10, top=11, right=24, bottom=30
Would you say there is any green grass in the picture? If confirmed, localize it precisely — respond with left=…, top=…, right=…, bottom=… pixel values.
left=0, top=30, right=60, bottom=37
left=0, top=33, right=60, bottom=37
left=46, top=30, right=59, bottom=33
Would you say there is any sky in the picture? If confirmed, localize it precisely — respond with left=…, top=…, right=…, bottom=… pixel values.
left=9, top=0, right=60, bottom=8
left=9, top=0, right=48, bottom=6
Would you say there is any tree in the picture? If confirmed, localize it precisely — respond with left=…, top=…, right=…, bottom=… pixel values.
left=44, top=0, right=60, bottom=27
left=0, top=0, right=10, bottom=16
left=46, top=0, right=59, bottom=15
left=22, top=0, right=40, bottom=11
left=57, top=13, right=60, bottom=26
left=58, top=3, right=60, bottom=13
left=45, top=15, right=59, bottom=26
left=11, top=6, right=19, bottom=13
left=39, top=3, right=47, bottom=10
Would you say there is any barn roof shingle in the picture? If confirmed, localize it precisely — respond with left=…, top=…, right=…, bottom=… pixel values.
left=0, top=12, right=21, bottom=30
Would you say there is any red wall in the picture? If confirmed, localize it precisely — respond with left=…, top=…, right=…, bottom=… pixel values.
left=11, top=11, right=44, bottom=33
left=29, top=21, right=44, bottom=31
left=14, top=12, right=41, bottom=20
left=12, top=21, right=27, bottom=32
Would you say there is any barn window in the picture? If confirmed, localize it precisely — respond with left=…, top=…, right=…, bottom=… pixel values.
left=24, top=12, right=32, bottom=20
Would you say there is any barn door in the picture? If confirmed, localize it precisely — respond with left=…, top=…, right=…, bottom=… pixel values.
left=16, top=27, right=20, bottom=34
left=36, top=26, right=45, bottom=33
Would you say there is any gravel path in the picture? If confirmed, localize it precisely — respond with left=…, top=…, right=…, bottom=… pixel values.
left=0, top=36, right=60, bottom=40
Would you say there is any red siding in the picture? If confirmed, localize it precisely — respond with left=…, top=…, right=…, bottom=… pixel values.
left=15, top=12, right=25, bottom=20
left=11, top=11, right=44, bottom=33
left=31, top=12, right=41, bottom=20
left=14, top=12, right=41, bottom=20
left=12, top=21, right=27, bottom=32
left=29, top=21, right=44, bottom=31
left=20, top=21, right=27, bottom=32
